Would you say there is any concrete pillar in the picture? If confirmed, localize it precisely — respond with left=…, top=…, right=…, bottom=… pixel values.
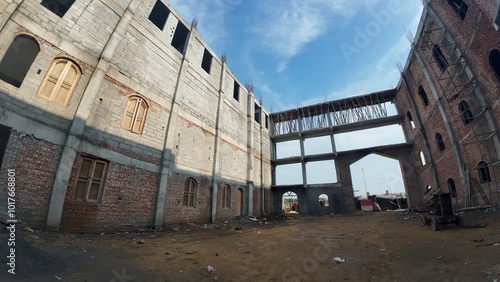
left=246, top=90, right=254, bottom=216
left=46, top=0, right=137, bottom=230
left=298, top=116, right=307, bottom=188
left=209, top=59, right=226, bottom=223
left=154, top=26, right=197, bottom=227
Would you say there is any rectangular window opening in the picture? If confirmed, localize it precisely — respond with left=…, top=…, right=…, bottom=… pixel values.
left=201, top=49, right=212, bottom=74
left=41, top=0, right=75, bottom=17
left=233, top=81, right=240, bottom=101
left=265, top=114, right=269, bottom=129
left=171, top=21, right=189, bottom=54
left=254, top=103, right=261, bottom=124
left=447, top=0, right=468, bottom=20
left=73, top=157, right=108, bottom=202
left=148, top=0, right=170, bottom=30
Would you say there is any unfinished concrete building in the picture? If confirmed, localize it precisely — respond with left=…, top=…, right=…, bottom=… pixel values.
left=0, top=0, right=271, bottom=231
left=0, top=0, right=498, bottom=231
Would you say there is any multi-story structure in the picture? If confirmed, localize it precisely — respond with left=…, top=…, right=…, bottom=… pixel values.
left=0, top=0, right=271, bottom=231
left=396, top=0, right=500, bottom=209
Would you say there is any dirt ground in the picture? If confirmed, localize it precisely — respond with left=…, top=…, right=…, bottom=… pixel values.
left=1, top=209, right=500, bottom=282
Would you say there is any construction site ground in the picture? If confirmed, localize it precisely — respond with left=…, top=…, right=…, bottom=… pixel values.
left=1, top=209, right=499, bottom=282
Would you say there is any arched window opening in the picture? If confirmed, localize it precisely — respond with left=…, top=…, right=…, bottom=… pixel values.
left=121, top=96, right=148, bottom=134
left=0, top=35, right=40, bottom=87
left=282, top=191, right=298, bottom=214
left=222, top=185, right=231, bottom=208
left=436, top=133, right=445, bottom=151
left=418, top=85, right=429, bottom=106
left=477, top=161, right=491, bottom=184
left=459, top=100, right=474, bottom=125
left=419, top=151, right=427, bottom=166
left=36, top=58, right=81, bottom=106
left=407, top=112, right=415, bottom=129
left=183, top=178, right=197, bottom=207
left=318, top=194, right=329, bottom=207
left=489, top=49, right=500, bottom=82
left=447, top=178, right=457, bottom=197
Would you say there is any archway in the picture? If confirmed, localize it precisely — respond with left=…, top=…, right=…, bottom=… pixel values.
left=349, top=153, right=407, bottom=210
left=319, top=194, right=329, bottom=207
left=282, top=191, right=298, bottom=214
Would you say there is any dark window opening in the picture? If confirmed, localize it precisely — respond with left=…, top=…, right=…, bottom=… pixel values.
left=171, top=21, right=189, bottom=54
left=447, top=178, right=457, bottom=197
left=233, top=81, right=240, bottom=101
left=447, top=0, right=468, bottom=20
left=436, top=133, right=445, bottom=151
left=433, top=45, right=448, bottom=71
left=459, top=100, right=474, bottom=125
left=407, top=112, right=415, bottom=129
left=0, top=124, right=12, bottom=169
left=265, top=114, right=269, bottom=129
left=41, top=0, right=75, bottom=17
left=201, top=49, right=212, bottom=74
left=477, top=161, right=491, bottom=184
left=0, top=35, right=40, bottom=87
left=418, top=85, right=430, bottom=106
left=148, top=0, right=170, bottom=30
left=489, top=49, right=500, bottom=82
left=254, top=103, right=261, bottom=124
left=496, top=6, right=500, bottom=26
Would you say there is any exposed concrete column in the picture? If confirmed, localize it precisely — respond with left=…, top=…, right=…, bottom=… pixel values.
left=327, top=111, right=340, bottom=183
left=154, top=26, right=197, bottom=227
left=246, top=90, right=254, bottom=216
left=298, top=115, right=307, bottom=188
left=260, top=109, right=265, bottom=215
left=46, top=0, right=138, bottom=230
left=0, top=0, right=23, bottom=33
left=209, top=59, right=227, bottom=223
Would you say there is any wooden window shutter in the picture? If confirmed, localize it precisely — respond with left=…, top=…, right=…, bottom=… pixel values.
left=37, top=59, right=80, bottom=106
left=121, top=98, right=137, bottom=130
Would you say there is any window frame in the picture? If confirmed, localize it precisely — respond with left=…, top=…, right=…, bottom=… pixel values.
left=222, top=185, right=231, bottom=209
left=36, top=58, right=81, bottom=106
left=73, top=157, right=108, bottom=202
left=183, top=178, right=197, bottom=207
left=121, top=96, right=149, bottom=135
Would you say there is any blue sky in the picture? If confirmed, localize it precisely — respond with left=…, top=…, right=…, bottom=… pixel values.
left=168, top=0, right=424, bottom=197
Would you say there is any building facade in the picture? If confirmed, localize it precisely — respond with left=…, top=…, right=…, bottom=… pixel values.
left=0, top=0, right=271, bottom=231
left=396, top=0, right=500, bottom=209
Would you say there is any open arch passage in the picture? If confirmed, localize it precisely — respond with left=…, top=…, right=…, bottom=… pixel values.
left=319, top=194, right=329, bottom=207
left=282, top=191, right=298, bottom=214
left=350, top=154, right=406, bottom=198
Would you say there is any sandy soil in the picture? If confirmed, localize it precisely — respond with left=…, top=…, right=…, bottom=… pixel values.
left=1, top=210, right=500, bottom=282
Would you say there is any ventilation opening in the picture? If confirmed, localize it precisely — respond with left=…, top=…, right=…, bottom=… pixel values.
left=201, top=49, right=212, bottom=74
left=41, top=0, right=75, bottom=17
left=419, top=151, right=427, bottom=166
left=407, top=112, right=415, bottom=129
left=436, top=133, right=446, bottom=151
left=148, top=0, right=170, bottom=30
left=459, top=100, right=474, bottom=125
left=171, top=21, right=189, bottom=54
